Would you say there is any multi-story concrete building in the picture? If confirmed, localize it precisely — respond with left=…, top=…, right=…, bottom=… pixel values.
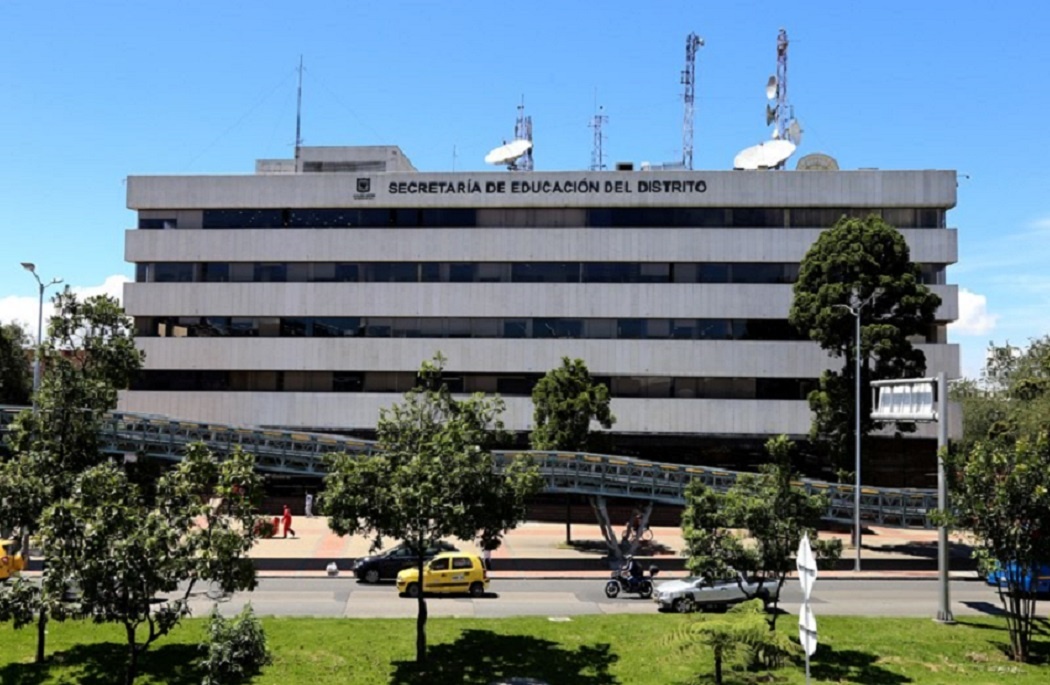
left=121, top=145, right=959, bottom=485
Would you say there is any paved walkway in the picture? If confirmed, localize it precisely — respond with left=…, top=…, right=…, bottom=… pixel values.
left=253, top=515, right=976, bottom=580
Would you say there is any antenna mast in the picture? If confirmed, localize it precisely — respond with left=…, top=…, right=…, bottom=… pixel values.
left=514, top=96, right=533, bottom=171
left=774, top=29, right=789, bottom=140
left=589, top=103, right=608, bottom=171
left=294, top=56, right=304, bottom=170
left=766, top=28, right=802, bottom=148
left=681, top=32, right=704, bottom=170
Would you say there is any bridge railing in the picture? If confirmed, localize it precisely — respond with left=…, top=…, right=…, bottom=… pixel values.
left=1, top=405, right=937, bottom=528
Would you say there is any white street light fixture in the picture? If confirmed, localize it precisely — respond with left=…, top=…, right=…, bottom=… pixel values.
left=21, top=262, right=63, bottom=408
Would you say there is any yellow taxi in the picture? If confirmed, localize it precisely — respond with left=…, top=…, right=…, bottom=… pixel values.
left=396, top=552, right=488, bottom=598
left=1, top=539, right=25, bottom=581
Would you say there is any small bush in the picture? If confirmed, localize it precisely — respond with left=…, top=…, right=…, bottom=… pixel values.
left=197, top=604, right=272, bottom=685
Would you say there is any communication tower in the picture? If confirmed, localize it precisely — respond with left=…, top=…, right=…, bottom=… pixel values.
left=589, top=104, right=608, bottom=171
left=735, top=28, right=802, bottom=171
left=514, top=97, right=534, bottom=171
left=681, top=32, right=705, bottom=170
left=765, top=28, right=802, bottom=146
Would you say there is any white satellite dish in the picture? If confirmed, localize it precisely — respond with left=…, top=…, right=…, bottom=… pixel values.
left=787, top=120, right=803, bottom=145
left=485, top=139, right=533, bottom=166
left=765, top=75, right=777, bottom=100
left=733, top=139, right=796, bottom=170
left=796, top=153, right=840, bottom=171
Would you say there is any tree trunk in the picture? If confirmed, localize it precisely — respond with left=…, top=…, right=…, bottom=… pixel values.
left=713, top=653, right=723, bottom=685
left=415, top=556, right=428, bottom=663
left=565, top=497, right=572, bottom=544
left=589, top=496, right=622, bottom=561
left=125, top=624, right=139, bottom=685
left=35, top=606, right=47, bottom=663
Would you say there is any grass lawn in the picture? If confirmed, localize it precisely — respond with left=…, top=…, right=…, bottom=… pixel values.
left=1, top=612, right=1049, bottom=684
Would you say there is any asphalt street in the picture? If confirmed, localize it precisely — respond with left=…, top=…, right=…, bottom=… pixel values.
left=182, top=577, right=1006, bottom=620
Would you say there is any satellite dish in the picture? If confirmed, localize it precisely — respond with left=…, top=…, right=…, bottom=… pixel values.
left=795, top=153, right=840, bottom=171
left=765, top=104, right=777, bottom=126
left=733, top=139, right=797, bottom=170
left=787, top=120, right=803, bottom=145
left=765, top=75, right=777, bottom=100
left=485, top=139, right=533, bottom=166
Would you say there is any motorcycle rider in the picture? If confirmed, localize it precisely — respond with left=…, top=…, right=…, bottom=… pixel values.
left=623, top=555, right=644, bottom=590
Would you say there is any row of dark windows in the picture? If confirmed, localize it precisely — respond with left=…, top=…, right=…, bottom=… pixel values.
left=134, top=261, right=946, bottom=286
left=138, top=206, right=946, bottom=230
left=136, top=316, right=808, bottom=341
left=137, top=261, right=796, bottom=285
left=132, top=370, right=818, bottom=400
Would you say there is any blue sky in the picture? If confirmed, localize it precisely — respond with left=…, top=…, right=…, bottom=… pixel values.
left=1, top=1, right=1046, bottom=379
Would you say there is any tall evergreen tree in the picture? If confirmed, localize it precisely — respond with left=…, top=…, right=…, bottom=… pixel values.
left=789, top=214, right=941, bottom=472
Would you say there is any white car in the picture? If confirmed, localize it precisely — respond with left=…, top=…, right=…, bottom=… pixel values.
left=653, top=573, right=773, bottom=613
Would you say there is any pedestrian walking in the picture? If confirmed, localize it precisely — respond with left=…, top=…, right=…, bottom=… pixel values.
left=305, top=492, right=314, bottom=517
left=481, top=539, right=499, bottom=571
left=282, top=505, right=296, bottom=538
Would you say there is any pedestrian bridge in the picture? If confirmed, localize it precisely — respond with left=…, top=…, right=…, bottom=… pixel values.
left=0, top=405, right=937, bottom=529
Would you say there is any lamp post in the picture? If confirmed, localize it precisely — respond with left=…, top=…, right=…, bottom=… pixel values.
left=834, top=290, right=879, bottom=572
left=20, top=262, right=63, bottom=408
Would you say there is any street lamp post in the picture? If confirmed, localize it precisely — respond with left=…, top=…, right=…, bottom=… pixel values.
left=20, top=262, right=63, bottom=408
left=835, top=290, right=879, bottom=572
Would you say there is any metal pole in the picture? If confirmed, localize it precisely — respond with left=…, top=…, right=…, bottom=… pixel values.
left=854, top=307, right=862, bottom=572
left=21, top=263, right=61, bottom=411
left=936, top=371, right=954, bottom=623
left=32, top=281, right=43, bottom=410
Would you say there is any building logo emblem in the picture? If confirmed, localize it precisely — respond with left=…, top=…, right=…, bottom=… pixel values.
left=354, top=177, right=375, bottom=200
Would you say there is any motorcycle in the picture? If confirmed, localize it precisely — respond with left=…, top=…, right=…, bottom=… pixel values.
left=604, top=562, right=659, bottom=599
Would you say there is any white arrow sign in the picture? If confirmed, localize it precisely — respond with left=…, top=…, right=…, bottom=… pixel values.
left=796, top=533, right=817, bottom=600
left=799, top=603, right=818, bottom=657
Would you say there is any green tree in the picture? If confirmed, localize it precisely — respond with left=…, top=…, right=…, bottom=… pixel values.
left=942, top=436, right=1050, bottom=663
left=789, top=214, right=941, bottom=472
left=952, top=337, right=1050, bottom=451
left=0, top=321, right=32, bottom=406
left=322, top=354, right=541, bottom=664
left=40, top=443, right=262, bottom=685
left=681, top=435, right=842, bottom=629
left=0, top=289, right=143, bottom=662
left=529, top=356, right=615, bottom=451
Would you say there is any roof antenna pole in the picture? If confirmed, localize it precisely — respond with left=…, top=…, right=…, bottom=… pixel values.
left=514, top=96, right=534, bottom=171
left=589, top=94, right=608, bottom=171
left=681, top=32, right=704, bottom=170
left=294, top=55, right=304, bottom=171
left=765, top=29, right=802, bottom=155
left=775, top=29, right=789, bottom=141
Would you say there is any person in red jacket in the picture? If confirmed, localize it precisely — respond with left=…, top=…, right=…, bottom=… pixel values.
left=282, top=505, right=296, bottom=538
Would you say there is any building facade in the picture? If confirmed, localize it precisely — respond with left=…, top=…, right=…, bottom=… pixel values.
left=121, top=146, right=959, bottom=480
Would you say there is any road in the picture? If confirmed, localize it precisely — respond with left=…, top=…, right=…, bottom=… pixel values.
left=182, top=577, right=1007, bottom=620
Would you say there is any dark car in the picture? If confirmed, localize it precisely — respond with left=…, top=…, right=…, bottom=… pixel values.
left=353, top=541, right=459, bottom=583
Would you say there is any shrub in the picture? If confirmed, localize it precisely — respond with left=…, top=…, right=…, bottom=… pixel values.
left=197, top=605, right=272, bottom=685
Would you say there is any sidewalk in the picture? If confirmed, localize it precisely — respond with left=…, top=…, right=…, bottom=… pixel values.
left=251, top=515, right=977, bottom=580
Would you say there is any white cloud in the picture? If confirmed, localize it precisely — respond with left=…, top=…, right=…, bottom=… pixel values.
left=0, top=274, right=129, bottom=340
left=949, top=288, right=998, bottom=336
left=1030, top=217, right=1050, bottom=231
